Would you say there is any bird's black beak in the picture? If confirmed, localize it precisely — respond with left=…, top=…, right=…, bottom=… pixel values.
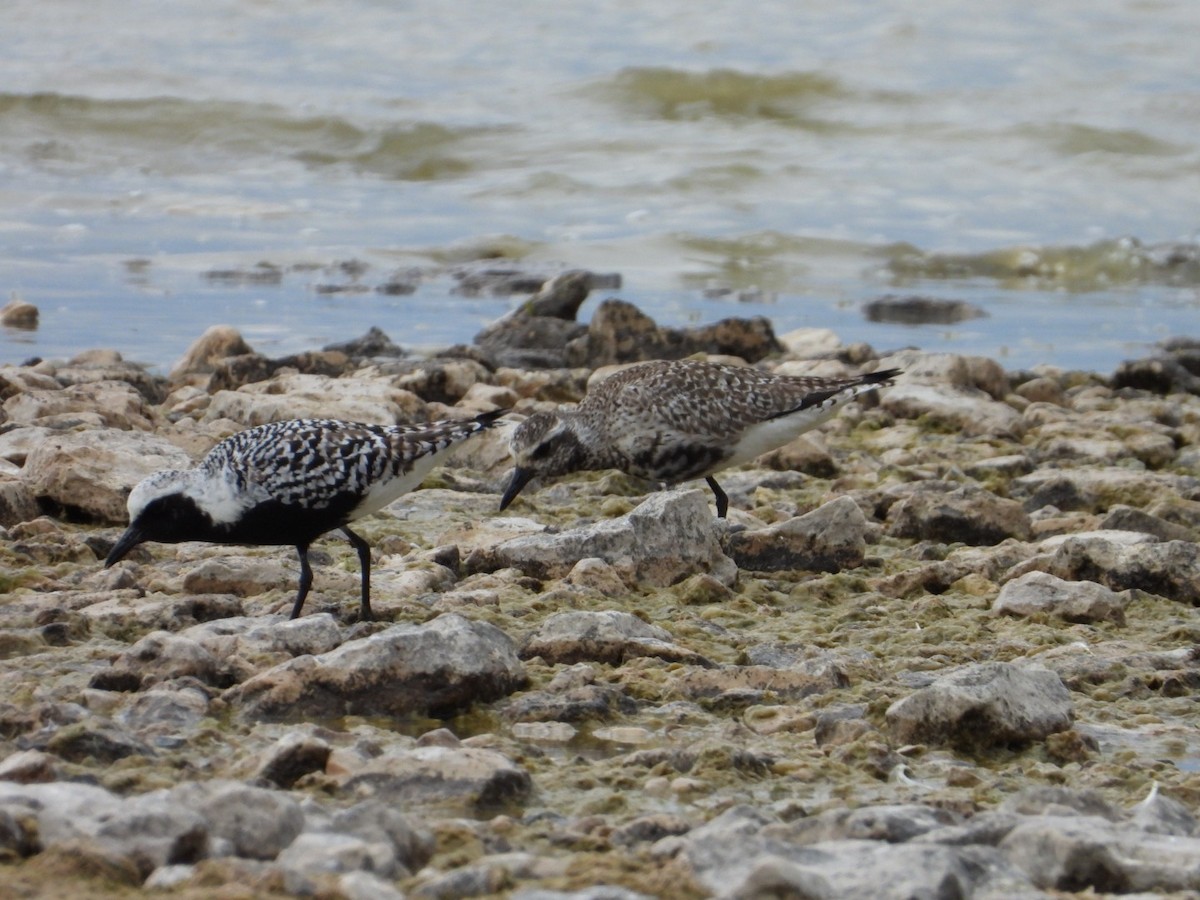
left=499, top=467, right=535, bottom=511
left=105, top=525, right=145, bottom=567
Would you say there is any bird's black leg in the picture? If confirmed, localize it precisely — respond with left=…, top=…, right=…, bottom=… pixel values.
left=342, top=526, right=373, bottom=622
left=706, top=476, right=729, bottom=518
left=291, top=544, right=314, bottom=619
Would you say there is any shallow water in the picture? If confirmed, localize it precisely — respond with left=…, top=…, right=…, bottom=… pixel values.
left=3, top=0, right=1199, bottom=372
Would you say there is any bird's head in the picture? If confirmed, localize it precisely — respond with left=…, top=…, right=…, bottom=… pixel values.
left=105, top=470, right=211, bottom=566
left=499, top=411, right=588, bottom=511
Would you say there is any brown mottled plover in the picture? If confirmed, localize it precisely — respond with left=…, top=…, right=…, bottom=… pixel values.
left=500, top=359, right=898, bottom=518
left=106, top=410, right=507, bottom=620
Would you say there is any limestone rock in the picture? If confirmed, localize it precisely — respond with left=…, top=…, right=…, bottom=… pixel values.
left=885, top=482, right=1031, bottom=545
left=105, top=631, right=221, bottom=687
left=885, top=662, right=1073, bottom=749
left=338, top=744, right=532, bottom=812
left=3, top=380, right=154, bottom=430
left=993, top=571, right=1128, bottom=625
left=202, top=373, right=427, bottom=426
left=468, top=489, right=736, bottom=587
left=181, top=613, right=343, bottom=660
left=999, top=814, right=1200, bottom=893
left=727, top=495, right=868, bottom=572
left=521, top=610, right=712, bottom=666
left=1042, top=536, right=1200, bottom=605
left=21, top=429, right=193, bottom=524
left=169, top=779, right=304, bottom=860
left=881, top=382, right=1025, bottom=438
left=226, top=613, right=527, bottom=720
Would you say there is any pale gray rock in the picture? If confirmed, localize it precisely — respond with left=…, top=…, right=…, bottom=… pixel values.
left=1131, top=784, right=1198, bottom=836
left=108, top=631, right=220, bottom=687
left=225, top=613, right=527, bottom=720
left=770, top=805, right=960, bottom=845
left=726, top=496, right=867, bottom=572
left=3, top=379, right=154, bottom=430
left=276, top=831, right=398, bottom=886
left=468, top=489, right=737, bottom=587
left=169, top=779, right=304, bottom=860
left=117, top=687, right=210, bottom=740
left=999, top=814, right=1200, bottom=893
left=1042, top=536, right=1200, bottom=604
left=338, top=871, right=409, bottom=900
left=511, top=889, right=653, bottom=900
left=338, top=744, right=532, bottom=812
left=202, top=373, right=426, bottom=426
left=330, top=799, right=435, bottom=874
left=0, top=782, right=206, bottom=877
left=886, top=482, right=1031, bottom=545
left=181, top=555, right=357, bottom=600
left=885, top=662, right=1073, bottom=749
left=1012, top=466, right=1198, bottom=514
left=521, top=610, right=712, bottom=666
left=21, top=428, right=193, bottom=524
left=881, top=382, right=1025, bottom=438
left=993, top=571, right=1128, bottom=625
left=679, top=806, right=1037, bottom=900
left=181, top=613, right=343, bottom=659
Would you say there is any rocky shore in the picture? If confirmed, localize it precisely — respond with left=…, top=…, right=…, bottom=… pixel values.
left=1, top=271, right=1199, bottom=898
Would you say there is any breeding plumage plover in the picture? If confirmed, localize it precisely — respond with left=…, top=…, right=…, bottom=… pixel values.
left=106, top=410, right=507, bottom=621
left=500, top=359, right=899, bottom=518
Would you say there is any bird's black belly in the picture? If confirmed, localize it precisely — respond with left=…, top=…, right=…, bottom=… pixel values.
left=212, top=496, right=361, bottom=548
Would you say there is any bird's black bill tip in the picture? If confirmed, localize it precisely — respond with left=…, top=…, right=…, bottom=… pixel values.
left=104, top=526, right=144, bottom=568
left=499, top=467, right=535, bottom=511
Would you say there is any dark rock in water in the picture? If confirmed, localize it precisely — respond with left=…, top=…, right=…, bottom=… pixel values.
left=323, top=326, right=405, bottom=358
left=863, top=295, right=987, bottom=325
left=473, top=271, right=594, bottom=368
left=201, top=263, right=283, bottom=285
left=453, top=263, right=620, bottom=299
left=1112, top=353, right=1200, bottom=395
left=564, top=298, right=783, bottom=367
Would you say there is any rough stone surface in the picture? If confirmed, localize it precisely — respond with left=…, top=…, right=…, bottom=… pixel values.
left=886, top=482, right=1032, bottom=544
left=521, top=610, right=713, bottom=666
left=21, top=429, right=193, bottom=523
left=993, top=571, right=1129, bottom=625
left=885, top=662, right=1074, bottom=749
left=727, top=495, right=868, bottom=572
left=468, top=489, right=737, bottom=586
left=225, top=613, right=527, bottom=720
left=1041, top=535, right=1200, bottom=605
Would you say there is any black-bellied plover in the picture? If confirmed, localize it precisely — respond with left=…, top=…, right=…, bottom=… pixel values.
left=500, top=359, right=899, bottom=518
left=106, top=410, right=507, bottom=620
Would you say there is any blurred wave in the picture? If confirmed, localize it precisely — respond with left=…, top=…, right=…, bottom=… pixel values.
left=0, top=92, right=493, bottom=180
